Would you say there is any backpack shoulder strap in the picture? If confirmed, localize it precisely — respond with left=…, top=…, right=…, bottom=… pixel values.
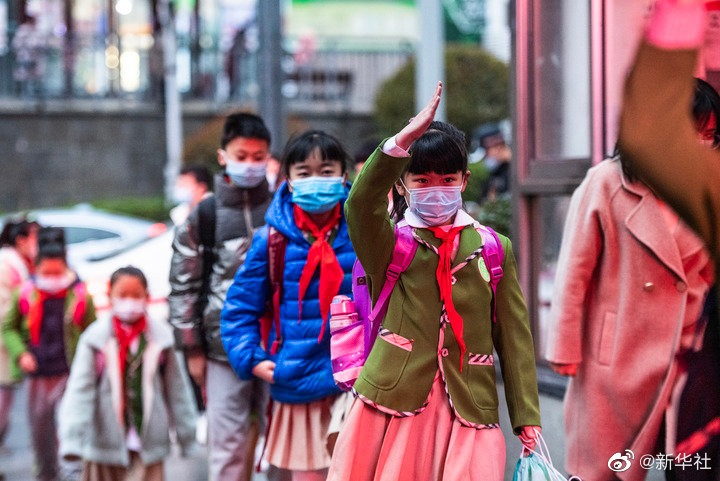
left=194, top=196, right=217, bottom=320
left=18, top=280, right=36, bottom=316
left=265, top=227, right=287, bottom=355
left=71, top=282, right=88, bottom=327
left=197, top=195, right=217, bottom=255
left=367, top=222, right=419, bottom=331
left=475, top=223, right=505, bottom=323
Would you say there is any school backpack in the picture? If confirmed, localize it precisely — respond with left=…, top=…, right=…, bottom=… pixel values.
left=329, top=221, right=505, bottom=391
left=196, top=196, right=286, bottom=354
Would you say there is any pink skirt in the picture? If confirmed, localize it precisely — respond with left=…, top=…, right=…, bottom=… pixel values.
left=265, top=396, right=335, bottom=471
left=327, top=374, right=506, bottom=481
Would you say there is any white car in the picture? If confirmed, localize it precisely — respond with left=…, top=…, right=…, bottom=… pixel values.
left=74, top=228, right=175, bottom=319
left=20, top=204, right=168, bottom=267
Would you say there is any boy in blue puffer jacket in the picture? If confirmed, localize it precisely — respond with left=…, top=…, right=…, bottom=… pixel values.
left=221, top=130, right=355, bottom=481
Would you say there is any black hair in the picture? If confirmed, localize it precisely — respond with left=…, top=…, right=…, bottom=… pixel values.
left=390, top=121, right=469, bottom=221
left=693, top=77, right=720, bottom=148
left=180, top=164, right=213, bottom=189
left=0, top=217, right=39, bottom=247
left=109, top=265, right=148, bottom=290
left=36, top=226, right=66, bottom=265
left=353, top=137, right=382, bottom=168
left=281, top=130, right=350, bottom=178
left=221, top=112, right=272, bottom=149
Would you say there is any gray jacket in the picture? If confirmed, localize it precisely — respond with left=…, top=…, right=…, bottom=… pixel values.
left=58, top=316, right=197, bottom=466
left=168, top=174, right=271, bottom=361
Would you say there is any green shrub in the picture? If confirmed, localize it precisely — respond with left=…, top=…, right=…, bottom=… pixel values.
left=92, top=196, right=171, bottom=222
left=374, top=44, right=509, bottom=140
left=477, top=195, right=512, bottom=238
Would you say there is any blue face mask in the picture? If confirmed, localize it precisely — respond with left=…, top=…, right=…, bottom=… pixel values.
left=290, top=176, right=346, bottom=213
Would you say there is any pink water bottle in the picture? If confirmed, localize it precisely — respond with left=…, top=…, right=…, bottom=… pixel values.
left=329, top=295, right=364, bottom=390
left=330, top=295, right=357, bottom=328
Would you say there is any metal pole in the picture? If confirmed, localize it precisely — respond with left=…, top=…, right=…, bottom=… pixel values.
left=257, top=0, right=285, bottom=148
left=157, top=0, right=183, bottom=203
left=416, top=0, right=445, bottom=120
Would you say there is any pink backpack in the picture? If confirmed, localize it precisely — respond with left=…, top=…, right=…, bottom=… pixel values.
left=329, top=221, right=505, bottom=391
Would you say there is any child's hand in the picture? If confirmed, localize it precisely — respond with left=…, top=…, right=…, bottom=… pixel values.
left=18, top=351, right=37, bottom=374
left=518, top=426, right=542, bottom=455
left=395, top=81, right=443, bottom=151
left=186, top=351, right=207, bottom=388
left=252, top=360, right=276, bottom=384
left=549, top=362, right=579, bottom=376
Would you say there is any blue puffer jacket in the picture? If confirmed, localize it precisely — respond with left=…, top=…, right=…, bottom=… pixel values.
left=220, top=181, right=355, bottom=404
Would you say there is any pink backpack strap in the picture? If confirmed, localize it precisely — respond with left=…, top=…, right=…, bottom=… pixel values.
left=71, top=282, right=88, bottom=327
left=367, top=222, right=419, bottom=336
left=18, top=280, right=35, bottom=316
left=475, top=223, right=504, bottom=323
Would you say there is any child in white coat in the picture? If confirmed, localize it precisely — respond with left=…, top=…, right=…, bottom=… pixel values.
left=59, top=266, right=197, bottom=481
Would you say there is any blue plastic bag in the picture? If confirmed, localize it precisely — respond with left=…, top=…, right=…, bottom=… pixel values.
left=512, top=431, right=569, bottom=481
left=512, top=453, right=554, bottom=481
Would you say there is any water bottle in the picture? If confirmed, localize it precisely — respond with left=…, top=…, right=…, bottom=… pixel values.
left=329, top=295, right=364, bottom=391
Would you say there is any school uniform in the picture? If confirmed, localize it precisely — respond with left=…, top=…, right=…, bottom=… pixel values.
left=58, top=315, right=197, bottom=481
left=221, top=181, right=356, bottom=471
left=328, top=142, right=541, bottom=481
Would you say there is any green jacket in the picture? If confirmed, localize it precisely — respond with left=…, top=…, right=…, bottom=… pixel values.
left=1, top=280, right=96, bottom=382
left=345, top=144, right=541, bottom=432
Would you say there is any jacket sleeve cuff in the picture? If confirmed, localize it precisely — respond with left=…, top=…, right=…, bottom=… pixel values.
left=173, top=326, right=204, bottom=352
left=645, top=0, right=706, bottom=50
left=382, top=136, right=410, bottom=157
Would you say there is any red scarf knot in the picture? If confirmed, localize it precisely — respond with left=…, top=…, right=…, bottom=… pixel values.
left=293, top=204, right=344, bottom=343
left=428, top=225, right=467, bottom=371
left=112, top=315, right=148, bottom=418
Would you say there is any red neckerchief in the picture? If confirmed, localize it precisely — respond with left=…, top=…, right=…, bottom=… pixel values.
left=112, top=315, right=147, bottom=417
left=293, top=204, right=344, bottom=343
left=428, top=225, right=467, bottom=371
left=28, top=288, right=68, bottom=346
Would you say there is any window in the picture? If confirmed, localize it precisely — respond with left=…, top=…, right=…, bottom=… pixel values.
left=532, top=0, right=590, bottom=162
left=63, top=226, right=120, bottom=244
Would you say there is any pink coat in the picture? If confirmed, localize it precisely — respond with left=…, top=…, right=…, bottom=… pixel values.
left=544, top=160, right=712, bottom=481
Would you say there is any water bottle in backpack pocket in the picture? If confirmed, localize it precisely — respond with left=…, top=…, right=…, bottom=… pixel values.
left=329, top=295, right=364, bottom=391
left=328, top=223, right=418, bottom=391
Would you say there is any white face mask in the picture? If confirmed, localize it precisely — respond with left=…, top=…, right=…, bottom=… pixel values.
left=171, top=185, right=193, bottom=204
left=111, top=298, right=147, bottom=323
left=35, top=272, right=74, bottom=294
left=225, top=158, right=268, bottom=189
left=403, top=183, right=463, bottom=226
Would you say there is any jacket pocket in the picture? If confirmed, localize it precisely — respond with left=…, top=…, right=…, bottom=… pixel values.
left=363, top=327, right=412, bottom=391
left=378, top=328, right=413, bottom=352
left=597, top=311, right=617, bottom=366
left=466, top=362, right=498, bottom=410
